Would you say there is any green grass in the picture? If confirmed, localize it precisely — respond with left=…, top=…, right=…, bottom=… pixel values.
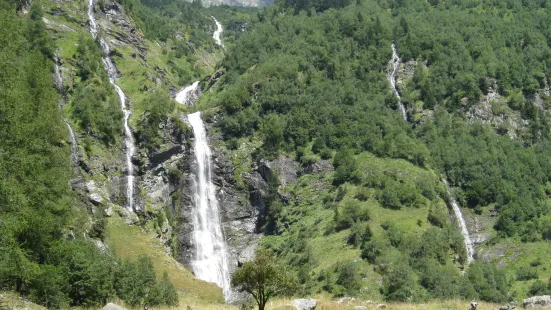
left=105, top=213, right=226, bottom=304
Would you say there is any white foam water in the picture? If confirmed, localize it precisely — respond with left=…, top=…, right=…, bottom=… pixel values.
left=175, top=81, right=201, bottom=106
left=212, top=16, right=224, bottom=49
left=442, top=179, right=475, bottom=264
left=188, top=112, right=232, bottom=300
left=388, top=43, right=407, bottom=121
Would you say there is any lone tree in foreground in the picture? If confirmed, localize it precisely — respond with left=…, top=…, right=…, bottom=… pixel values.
left=231, top=249, right=296, bottom=310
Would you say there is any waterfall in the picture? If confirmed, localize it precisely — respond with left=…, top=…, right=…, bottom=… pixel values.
left=188, top=112, right=231, bottom=299
left=87, top=0, right=135, bottom=211
left=388, top=43, right=407, bottom=121
left=53, top=54, right=80, bottom=168
left=175, top=81, right=201, bottom=106
left=212, top=16, right=224, bottom=49
left=65, top=121, right=79, bottom=164
left=53, top=55, right=63, bottom=92
left=442, top=179, right=475, bottom=264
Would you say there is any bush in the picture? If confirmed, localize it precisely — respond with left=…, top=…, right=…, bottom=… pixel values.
left=347, top=221, right=372, bottom=246
left=354, top=187, right=370, bottom=201
left=427, top=203, right=448, bottom=228
left=516, top=266, right=538, bottom=281
left=334, top=200, right=370, bottom=231
left=467, top=263, right=509, bottom=303
left=333, top=149, right=357, bottom=185
left=529, top=280, right=549, bottom=296
left=115, top=256, right=178, bottom=307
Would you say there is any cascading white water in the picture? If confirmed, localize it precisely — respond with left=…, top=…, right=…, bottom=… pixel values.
left=388, top=43, right=407, bottom=121
left=212, top=16, right=224, bottom=49
left=188, top=112, right=231, bottom=299
left=442, top=179, right=475, bottom=264
left=175, top=81, right=201, bottom=106
left=87, top=0, right=135, bottom=211
left=54, top=56, right=63, bottom=92
left=65, top=122, right=79, bottom=164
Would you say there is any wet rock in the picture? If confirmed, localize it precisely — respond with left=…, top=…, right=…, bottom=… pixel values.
left=292, top=299, right=317, bottom=310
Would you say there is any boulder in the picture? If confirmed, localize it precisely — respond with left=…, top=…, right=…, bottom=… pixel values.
left=292, top=298, right=317, bottom=310
left=102, top=303, right=126, bottom=310
left=524, top=296, right=551, bottom=309
left=89, top=193, right=104, bottom=206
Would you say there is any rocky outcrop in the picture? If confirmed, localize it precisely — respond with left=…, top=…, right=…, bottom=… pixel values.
left=466, top=78, right=525, bottom=139
left=292, top=299, right=317, bottom=310
left=98, top=0, right=147, bottom=59
left=134, top=114, right=264, bottom=274
left=524, top=296, right=551, bottom=309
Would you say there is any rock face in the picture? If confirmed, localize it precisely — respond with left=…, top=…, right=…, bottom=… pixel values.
left=524, top=296, right=551, bottom=309
left=292, top=299, right=317, bottom=310
left=136, top=115, right=266, bottom=275
left=98, top=0, right=147, bottom=59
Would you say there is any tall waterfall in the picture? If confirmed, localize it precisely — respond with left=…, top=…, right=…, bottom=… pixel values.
left=212, top=16, right=224, bottom=49
left=188, top=112, right=231, bottom=299
left=87, top=0, right=135, bottom=211
left=442, top=179, right=475, bottom=264
left=388, top=43, right=407, bottom=121
left=175, top=81, right=201, bottom=106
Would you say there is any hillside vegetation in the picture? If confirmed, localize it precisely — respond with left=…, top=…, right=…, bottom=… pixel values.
left=199, top=0, right=551, bottom=303
left=3, top=0, right=551, bottom=307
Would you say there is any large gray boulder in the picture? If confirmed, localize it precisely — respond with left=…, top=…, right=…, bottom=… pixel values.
left=102, top=303, right=127, bottom=310
left=524, top=296, right=551, bottom=309
left=292, top=298, right=317, bottom=310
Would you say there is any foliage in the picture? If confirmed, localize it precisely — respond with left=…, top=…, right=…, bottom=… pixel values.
left=115, top=256, right=178, bottom=307
left=136, top=89, right=175, bottom=151
left=466, top=262, right=509, bottom=303
left=71, top=35, right=122, bottom=145
left=0, top=4, right=177, bottom=308
left=231, top=249, right=297, bottom=310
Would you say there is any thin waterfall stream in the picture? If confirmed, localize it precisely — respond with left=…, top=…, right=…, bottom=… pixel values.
left=53, top=54, right=80, bottom=168
left=388, top=43, right=407, bottom=121
left=188, top=112, right=232, bottom=299
left=87, top=0, right=136, bottom=211
left=442, top=179, right=475, bottom=264
left=212, top=16, right=224, bottom=49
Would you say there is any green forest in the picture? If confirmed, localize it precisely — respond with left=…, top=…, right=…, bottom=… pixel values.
left=204, top=0, right=551, bottom=303
left=0, top=1, right=177, bottom=308
left=3, top=0, right=551, bottom=307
